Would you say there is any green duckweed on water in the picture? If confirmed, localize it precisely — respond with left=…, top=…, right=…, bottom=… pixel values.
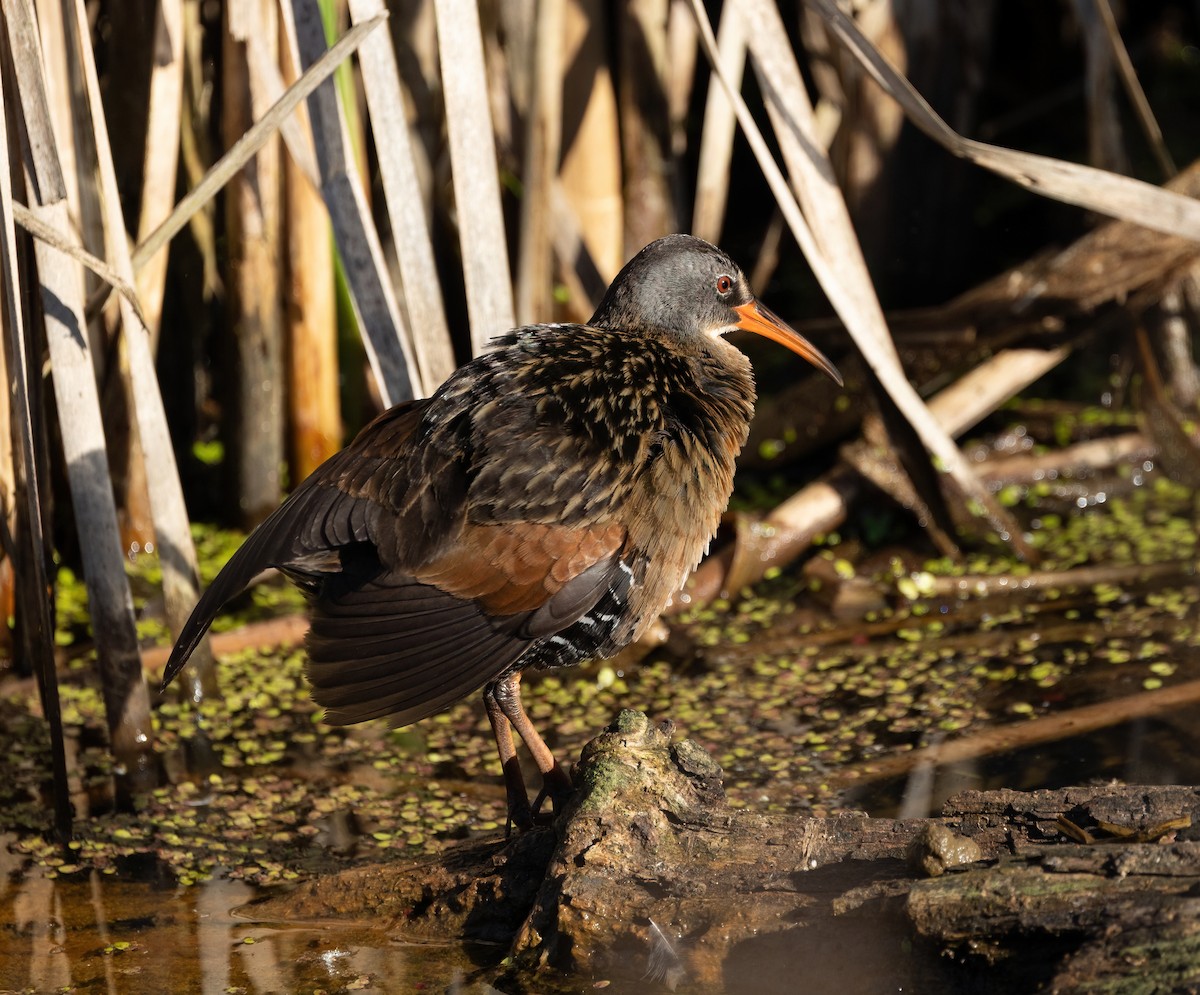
left=3, top=451, right=1200, bottom=886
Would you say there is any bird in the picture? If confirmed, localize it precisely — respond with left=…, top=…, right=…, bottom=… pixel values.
left=160, top=234, right=842, bottom=830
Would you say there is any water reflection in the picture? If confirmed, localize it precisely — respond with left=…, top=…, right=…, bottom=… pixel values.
left=0, top=855, right=500, bottom=994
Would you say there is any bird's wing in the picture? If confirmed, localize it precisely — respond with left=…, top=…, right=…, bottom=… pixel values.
left=303, top=520, right=628, bottom=726
left=159, top=401, right=432, bottom=690
left=163, top=392, right=633, bottom=728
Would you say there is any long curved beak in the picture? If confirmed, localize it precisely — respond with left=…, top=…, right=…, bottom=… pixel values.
left=734, top=300, right=843, bottom=386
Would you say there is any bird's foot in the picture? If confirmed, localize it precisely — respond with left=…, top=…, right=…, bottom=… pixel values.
left=529, top=763, right=574, bottom=822
left=504, top=798, right=536, bottom=837
left=502, top=764, right=572, bottom=836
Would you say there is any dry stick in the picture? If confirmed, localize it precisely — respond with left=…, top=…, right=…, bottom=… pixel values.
left=515, top=0, right=564, bottom=328
left=1091, top=0, right=1177, bottom=180
left=177, top=0, right=221, bottom=300
left=0, top=47, right=70, bottom=842
left=804, top=0, right=1200, bottom=243
left=618, top=0, right=679, bottom=252
left=5, top=0, right=154, bottom=796
left=749, top=95, right=842, bottom=291
left=36, top=0, right=106, bottom=324
left=697, top=173, right=1197, bottom=605
left=240, top=11, right=321, bottom=190
left=551, top=182, right=609, bottom=318
left=692, top=148, right=1200, bottom=602
left=691, top=0, right=746, bottom=244
left=0, top=302, right=11, bottom=573
left=349, top=0, right=456, bottom=391
left=134, top=0, right=185, bottom=353
left=67, top=0, right=217, bottom=697
left=10, top=203, right=145, bottom=324
left=699, top=0, right=1032, bottom=558
left=741, top=2, right=1008, bottom=561
left=821, top=676, right=1200, bottom=793
left=665, top=0, right=698, bottom=162
left=912, top=559, right=1197, bottom=601
left=283, top=0, right=419, bottom=405
left=140, top=615, right=312, bottom=675
left=976, top=431, right=1155, bottom=486
left=926, top=347, right=1073, bottom=432
left=433, top=0, right=516, bottom=353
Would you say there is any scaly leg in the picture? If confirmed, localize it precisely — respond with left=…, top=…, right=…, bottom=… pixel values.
left=483, top=680, right=533, bottom=833
left=492, top=670, right=573, bottom=819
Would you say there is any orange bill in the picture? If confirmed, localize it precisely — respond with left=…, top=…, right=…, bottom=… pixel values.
left=734, top=300, right=843, bottom=386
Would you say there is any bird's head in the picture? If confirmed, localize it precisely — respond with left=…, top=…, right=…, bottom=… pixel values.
left=590, top=234, right=843, bottom=385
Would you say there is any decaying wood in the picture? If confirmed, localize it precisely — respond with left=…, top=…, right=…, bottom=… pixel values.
left=245, top=710, right=1200, bottom=992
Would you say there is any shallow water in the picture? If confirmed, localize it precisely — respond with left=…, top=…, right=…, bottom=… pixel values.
left=0, top=854, right=505, bottom=994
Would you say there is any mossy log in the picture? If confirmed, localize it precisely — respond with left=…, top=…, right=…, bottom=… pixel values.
left=249, top=711, right=1200, bottom=992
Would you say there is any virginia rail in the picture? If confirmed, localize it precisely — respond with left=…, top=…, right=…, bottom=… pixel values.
left=161, top=234, right=842, bottom=829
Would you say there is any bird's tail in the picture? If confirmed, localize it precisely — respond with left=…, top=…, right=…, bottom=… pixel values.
left=159, top=539, right=265, bottom=692
left=158, top=485, right=322, bottom=692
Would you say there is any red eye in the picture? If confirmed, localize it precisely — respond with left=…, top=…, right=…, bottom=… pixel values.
left=716, top=274, right=733, bottom=295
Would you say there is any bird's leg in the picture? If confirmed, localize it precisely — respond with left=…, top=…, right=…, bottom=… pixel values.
left=493, top=670, right=573, bottom=820
left=483, top=681, right=534, bottom=833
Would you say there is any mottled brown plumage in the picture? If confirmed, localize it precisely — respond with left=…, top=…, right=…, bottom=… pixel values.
left=162, top=234, right=841, bottom=828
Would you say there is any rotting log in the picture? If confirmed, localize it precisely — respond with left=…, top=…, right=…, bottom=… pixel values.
left=245, top=711, right=1200, bottom=992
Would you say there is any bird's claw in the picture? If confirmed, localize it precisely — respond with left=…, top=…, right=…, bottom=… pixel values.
left=503, top=766, right=573, bottom=836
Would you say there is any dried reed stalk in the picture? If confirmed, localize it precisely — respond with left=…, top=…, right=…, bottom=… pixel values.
left=515, top=0, right=563, bottom=325
left=807, top=0, right=1200, bottom=242
left=350, top=0, right=455, bottom=389
left=67, top=0, right=217, bottom=698
left=5, top=0, right=154, bottom=794
left=281, top=17, right=340, bottom=480
left=134, top=0, right=185, bottom=352
left=434, top=0, right=516, bottom=351
left=558, top=0, right=623, bottom=283
left=284, top=0, right=420, bottom=403
left=0, top=40, right=68, bottom=838
left=700, top=0, right=1033, bottom=559
left=617, top=0, right=678, bottom=253
left=224, top=0, right=286, bottom=527
left=691, top=0, right=745, bottom=243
